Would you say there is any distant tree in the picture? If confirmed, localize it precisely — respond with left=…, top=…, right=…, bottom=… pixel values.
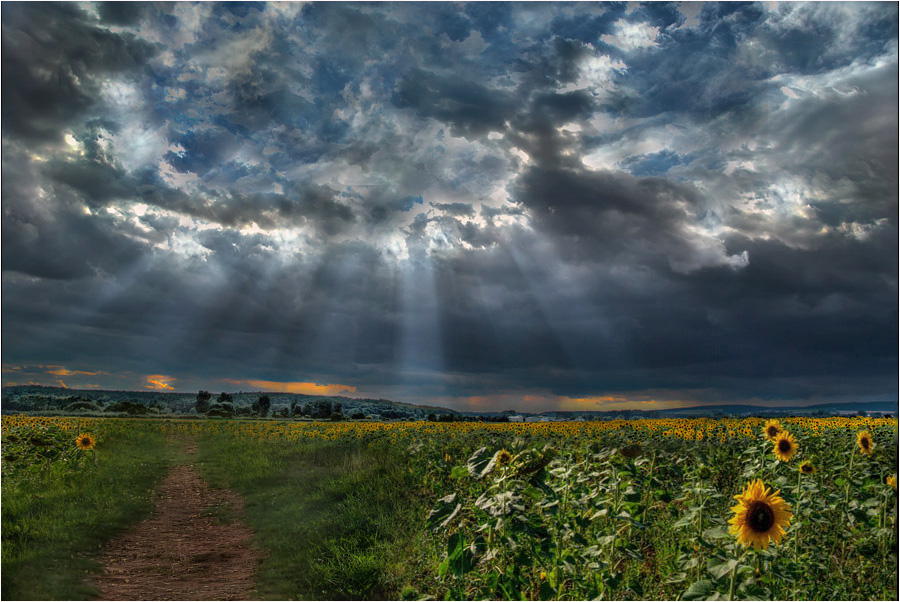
left=427, top=413, right=436, bottom=422
left=106, top=400, right=152, bottom=415
left=252, top=395, right=271, bottom=417
left=308, top=400, right=333, bottom=419
left=217, top=392, right=233, bottom=404
left=351, top=412, right=365, bottom=420
left=196, top=390, right=212, bottom=414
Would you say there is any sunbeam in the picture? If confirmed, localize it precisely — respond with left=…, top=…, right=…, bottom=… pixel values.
left=395, top=246, right=446, bottom=400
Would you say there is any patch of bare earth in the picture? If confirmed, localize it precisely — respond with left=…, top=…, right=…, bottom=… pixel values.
left=92, top=447, right=261, bottom=601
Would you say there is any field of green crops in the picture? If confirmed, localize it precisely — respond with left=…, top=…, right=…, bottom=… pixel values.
left=2, top=415, right=897, bottom=600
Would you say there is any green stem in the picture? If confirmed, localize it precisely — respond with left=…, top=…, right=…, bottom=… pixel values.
left=794, top=468, right=802, bottom=550
left=697, top=497, right=704, bottom=541
left=727, top=559, right=739, bottom=601
left=843, top=443, right=856, bottom=518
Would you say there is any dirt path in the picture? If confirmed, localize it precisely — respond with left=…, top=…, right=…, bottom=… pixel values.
left=92, top=446, right=261, bottom=600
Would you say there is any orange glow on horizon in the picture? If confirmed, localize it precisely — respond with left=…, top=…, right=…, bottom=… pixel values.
left=47, top=366, right=104, bottom=377
left=145, top=375, right=176, bottom=390
left=449, top=392, right=699, bottom=413
left=224, top=379, right=357, bottom=396
left=561, top=395, right=695, bottom=412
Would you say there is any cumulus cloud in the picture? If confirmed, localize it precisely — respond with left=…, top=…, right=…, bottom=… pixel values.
left=2, top=2, right=896, bottom=409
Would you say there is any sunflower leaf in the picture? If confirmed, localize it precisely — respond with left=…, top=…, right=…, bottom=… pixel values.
left=427, top=493, right=461, bottom=532
left=467, top=447, right=497, bottom=479
left=707, top=558, right=739, bottom=579
left=450, top=465, right=469, bottom=479
left=703, top=526, right=729, bottom=540
left=683, top=579, right=717, bottom=600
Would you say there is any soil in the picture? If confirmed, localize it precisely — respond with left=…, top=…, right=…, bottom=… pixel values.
left=92, top=445, right=261, bottom=601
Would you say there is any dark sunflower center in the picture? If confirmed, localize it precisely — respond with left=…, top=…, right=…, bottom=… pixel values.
left=747, top=501, right=775, bottom=533
left=767, top=427, right=778, bottom=437
left=802, top=464, right=812, bottom=473
left=861, top=438, right=870, bottom=450
left=778, top=439, right=791, bottom=453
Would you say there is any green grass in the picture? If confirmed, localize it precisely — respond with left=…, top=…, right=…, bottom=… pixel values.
left=1, top=424, right=180, bottom=600
left=193, top=434, right=440, bottom=600
left=3, top=417, right=895, bottom=600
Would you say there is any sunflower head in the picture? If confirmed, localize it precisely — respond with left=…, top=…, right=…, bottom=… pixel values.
left=773, top=431, right=798, bottom=462
left=75, top=433, right=95, bottom=451
left=495, top=449, right=513, bottom=465
left=799, top=460, right=815, bottom=475
left=887, top=475, right=897, bottom=491
left=856, top=430, right=874, bottom=456
left=763, top=419, right=782, bottom=441
left=729, top=479, right=792, bottom=550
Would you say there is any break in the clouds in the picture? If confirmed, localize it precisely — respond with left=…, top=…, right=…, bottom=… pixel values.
left=2, top=2, right=897, bottom=411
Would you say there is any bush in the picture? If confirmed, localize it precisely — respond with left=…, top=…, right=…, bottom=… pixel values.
left=64, top=401, right=101, bottom=413
left=206, top=401, right=234, bottom=418
left=105, top=401, right=152, bottom=415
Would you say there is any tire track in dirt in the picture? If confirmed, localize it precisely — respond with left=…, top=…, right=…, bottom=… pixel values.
left=92, top=444, right=261, bottom=601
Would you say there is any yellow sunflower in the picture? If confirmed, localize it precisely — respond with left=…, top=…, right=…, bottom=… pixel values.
left=856, top=430, right=874, bottom=456
left=763, top=419, right=782, bottom=441
left=887, top=475, right=897, bottom=491
left=799, top=460, right=815, bottom=475
left=729, top=479, right=792, bottom=549
left=75, top=433, right=95, bottom=451
left=773, top=431, right=798, bottom=462
left=495, top=449, right=513, bottom=465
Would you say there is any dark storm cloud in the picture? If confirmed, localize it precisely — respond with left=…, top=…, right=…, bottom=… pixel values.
left=508, top=164, right=737, bottom=276
left=2, top=2, right=896, bottom=408
left=1, top=2, right=156, bottom=142
left=97, top=1, right=148, bottom=27
left=392, top=69, right=515, bottom=139
left=1, top=144, right=148, bottom=280
left=431, top=202, right=475, bottom=218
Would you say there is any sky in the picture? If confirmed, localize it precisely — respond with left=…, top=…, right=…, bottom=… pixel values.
left=1, top=1, right=897, bottom=412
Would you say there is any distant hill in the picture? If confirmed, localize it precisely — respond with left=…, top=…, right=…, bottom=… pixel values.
left=0, top=385, right=460, bottom=419
left=463, top=400, right=898, bottom=419
left=656, top=401, right=898, bottom=416
left=2, top=385, right=896, bottom=419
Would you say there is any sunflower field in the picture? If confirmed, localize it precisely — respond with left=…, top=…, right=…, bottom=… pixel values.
left=418, top=416, right=898, bottom=600
left=1, top=414, right=897, bottom=600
